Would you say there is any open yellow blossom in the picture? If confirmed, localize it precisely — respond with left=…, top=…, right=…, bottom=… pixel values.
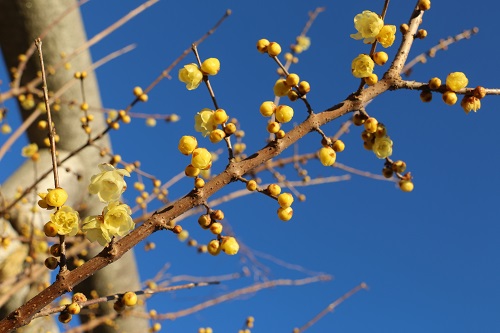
left=82, top=215, right=111, bottom=246
left=88, top=163, right=130, bottom=203
left=103, top=202, right=135, bottom=237
left=21, top=143, right=38, bottom=158
left=377, top=25, right=396, bottom=48
left=178, top=63, right=203, bottom=90
left=446, top=72, right=468, bottom=92
left=350, top=11, right=384, bottom=44
left=351, top=54, right=374, bottom=78
left=372, top=136, right=393, bottom=159
left=50, top=206, right=79, bottom=236
left=194, top=109, right=217, bottom=137
left=461, top=96, right=481, bottom=114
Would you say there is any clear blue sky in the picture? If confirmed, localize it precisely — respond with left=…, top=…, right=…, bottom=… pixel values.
left=2, top=0, right=500, bottom=332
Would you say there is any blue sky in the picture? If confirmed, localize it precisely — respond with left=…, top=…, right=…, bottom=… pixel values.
left=2, top=0, right=500, bottom=332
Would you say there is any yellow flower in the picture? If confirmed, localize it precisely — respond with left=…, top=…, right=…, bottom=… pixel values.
left=377, top=25, right=396, bottom=48
left=21, top=143, right=38, bottom=158
left=103, top=202, right=134, bottom=237
left=44, top=188, right=69, bottom=208
left=50, top=206, right=79, bottom=236
left=273, top=79, right=291, bottom=97
left=220, top=236, right=239, bottom=255
left=178, top=136, right=198, bottom=155
left=178, top=63, right=203, bottom=90
left=461, top=96, right=481, bottom=114
left=82, top=215, right=111, bottom=246
left=201, top=58, right=220, bottom=76
left=446, top=72, right=468, bottom=92
left=372, top=136, right=393, bottom=159
left=194, top=109, right=217, bottom=137
left=296, top=36, right=311, bottom=52
left=350, top=11, right=384, bottom=44
left=351, top=54, right=374, bottom=78
left=191, top=148, right=212, bottom=170
left=319, top=147, right=336, bottom=166
left=88, top=163, right=130, bottom=203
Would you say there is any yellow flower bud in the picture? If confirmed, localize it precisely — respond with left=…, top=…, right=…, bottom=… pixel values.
left=220, top=236, right=239, bottom=255
left=178, top=136, right=198, bottom=155
left=443, top=91, right=458, bottom=105
left=45, top=188, right=68, bottom=207
left=318, top=147, right=336, bottom=166
left=399, top=180, right=414, bottom=192
left=209, top=129, right=226, bottom=143
left=267, top=184, right=281, bottom=196
left=332, top=140, right=345, bottom=152
left=372, top=52, right=388, bottom=66
left=446, top=72, right=468, bottom=92
left=201, top=58, right=221, bottom=75
left=364, top=117, right=378, bottom=133
left=298, top=81, right=311, bottom=95
left=122, top=291, right=138, bottom=306
left=267, top=42, right=281, bottom=56
left=376, top=25, right=396, bottom=48
left=191, top=148, right=212, bottom=170
left=185, top=165, right=200, bottom=178
left=273, top=79, right=291, bottom=97
left=256, top=39, right=270, bottom=53
left=207, top=239, right=221, bottom=256
left=277, top=193, right=294, bottom=208
left=429, top=77, right=441, bottom=90
left=364, top=73, right=378, bottom=86
left=286, top=73, right=300, bottom=86
left=260, top=101, right=276, bottom=117
left=275, top=105, right=294, bottom=123
left=213, top=109, right=228, bottom=124
left=277, top=207, right=293, bottom=221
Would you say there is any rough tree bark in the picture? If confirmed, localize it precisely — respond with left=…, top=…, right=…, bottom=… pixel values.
left=0, top=1, right=148, bottom=332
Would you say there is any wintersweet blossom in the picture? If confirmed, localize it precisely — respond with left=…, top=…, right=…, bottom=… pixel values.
left=377, top=25, right=396, bottom=48
left=50, top=206, right=79, bottom=236
left=178, top=63, right=203, bottom=90
left=21, top=143, right=38, bottom=158
left=296, top=35, right=311, bottom=52
left=372, top=136, right=393, bottom=159
left=351, top=54, right=375, bottom=78
left=191, top=148, right=212, bottom=170
left=103, top=202, right=135, bottom=237
left=350, top=11, right=384, bottom=44
left=461, top=96, right=481, bottom=114
left=82, top=202, right=134, bottom=246
left=446, top=72, right=468, bottom=92
left=88, top=163, right=130, bottom=203
left=194, top=109, right=217, bottom=137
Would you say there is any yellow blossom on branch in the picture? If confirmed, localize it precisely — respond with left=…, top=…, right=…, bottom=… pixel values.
left=178, top=63, right=203, bottom=90
left=351, top=54, right=374, bottom=78
left=103, top=202, right=135, bottom=237
left=372, top=136, right=393, bottom=159
left=350, top=10, right=384, bottom=44
left=81, top=215, right=111, bottom=246
left=21, top=143, right=38, bottom=158
left=194, top=109, right=217, bottom=137
left=88, top=163, right=130, bottom=203
left=377, top=25, right=396, bottom=48
left=50, top=206, right=79, bottom=236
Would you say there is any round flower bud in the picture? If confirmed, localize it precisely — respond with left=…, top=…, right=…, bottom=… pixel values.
left=50, top=243, right=61, bottom=257
left=377, top=25, right=396, bottom=48
left=133, top=86, right=143, bottom=97
left=428, top=77, right=441, bottom=90
left=195, top=178, right=205, bottom=189
left=246, top=180, right=257, bottom=191
left=473, top=86, right=486, bottom=99
left=286, top=74, right=300, bottom=86
left=185, top=164, right=200, bottom=178
left=45, top=256, right=58, bottom=270
left=442, top=91, right=458, bottom=105
left=318, top=147, right=336, bottom=166
left=123, top=291, right=138, bottom=306
left=256, top=39, right=270, bottom=53
left=364, top=117, right=378, bottom=133
left=399, top=180, right=414, bottom=192
left=416, top=29, right=427, bottom=39
left=210, top=222, right=223, bottom=235
left=461, top=95, right=481, bottom=114
left=177, top=230, right=189, bottom=242
left=277, top=207, right=293, bottom=221
left=224, top=122, right=237, bottom=135
left=267, top=121, right=281, bottom=134
left=298, top=81, right=311, bottom=95
left=277, top=193, right=294, bottom=208
left=213, top=109, right=228, bottom=124
left=364, top=73, right=378, bottom=86
left=45, top=188, right=68, bottom=207
left=210, top=209, right=224, bottom=221
left=352, top=113, right=366, bottom=126
left=392, top=160, right=407, bottom=173
left=275, top=129, right=286, bottom=139
left=113, top=300, right=125, bottom=313
left=267, top=184, right=281, bottom=196
left=178, top=63, right=203, bottom=90
left=372, top=136, right=393, bottom=159
left=351, top=54, right=374, bottom=78
left=260, top=101, right=276, bottom=117
left=191, top=148, right=212, bottom=170
left=332, top=140, right=345, bottom=152
left=382, top=167, right=394, bottom=178
left=418, top=0, right=431, bottom=11
left=267, top=42, right=282, bottom=56
left=221, top=237, right=239, bottom=255
left=275, top=105, right=294, bottom=123
left=178, top=136, right=198, bottom=155
left=372, top=52, right=388, bottom=66
left=207, top=239, right=221, bottom=256
left=73, top=293, right=87, bottom=303
left=287, top=90, right=299, bottom=102
left=209, top=129, right=226, bottom=143
left=400, top=23, right=409, bottom=34
left=420, top=91, right=432, bottom=102
left=273, top=79, right=291, bottom=97
left=67, top=302, right=81, bottom=315
left=201, top=58, right=220, bottom=76
left=446, top=72, right=468, bottom=92
left=44, top=221, right=59, bottom=237
left=198, top=214, right=211, bottom=229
